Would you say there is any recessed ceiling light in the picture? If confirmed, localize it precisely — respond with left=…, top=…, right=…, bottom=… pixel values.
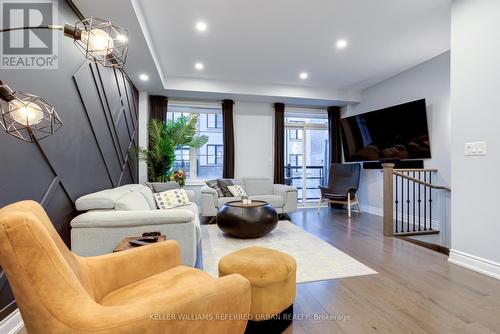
left=139, top=74, right=149, bottom=81
left=195, top=62, right=204, bottom=70
left=195, top=21, right=207, bottom=32
left=336, top=39, right=348, bottom=49
left=299, top=72, right=308, bottom=80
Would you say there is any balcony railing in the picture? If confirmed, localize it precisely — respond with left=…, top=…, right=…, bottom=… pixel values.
left=285, top=164, right=326, bottom=201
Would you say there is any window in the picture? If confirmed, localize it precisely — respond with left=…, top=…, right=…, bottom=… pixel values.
left=207, top=114, right=223, bottom=129
left=168, top=104, right=224, bottom=179
left=287, top=120, right=304, bottom=140
left=288, top=154, right=302, bottom=167
left=205, top=144, right=224, bottom=165
left=288, top=128, right=303, bottom=140
left=174, top=148, right=190, bottom=170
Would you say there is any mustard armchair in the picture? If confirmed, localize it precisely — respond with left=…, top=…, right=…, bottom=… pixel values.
left=0, top=201, right=251, bottom=334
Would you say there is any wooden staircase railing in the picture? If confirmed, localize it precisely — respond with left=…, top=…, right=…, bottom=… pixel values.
left=383, top=163, right=451, bottom=237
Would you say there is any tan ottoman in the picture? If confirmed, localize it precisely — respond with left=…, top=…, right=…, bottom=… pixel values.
left=219, top=246, right=296, bottom=333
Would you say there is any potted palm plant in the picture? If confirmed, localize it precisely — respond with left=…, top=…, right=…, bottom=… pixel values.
left=134, top=115, right=208, bottom=182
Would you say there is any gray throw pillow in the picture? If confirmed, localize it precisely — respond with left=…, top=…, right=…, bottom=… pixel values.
left=146, top=182, right=180, bottom=193
left=206, top=179, right=224, bottom=197
left=217, top=179, right=234, bottom=197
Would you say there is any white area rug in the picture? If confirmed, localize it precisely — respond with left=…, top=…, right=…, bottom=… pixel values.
left=201, top=221, right=377, bottom=283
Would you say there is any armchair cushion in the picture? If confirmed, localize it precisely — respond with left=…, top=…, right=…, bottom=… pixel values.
left=84, top=240, right=182, bottom=301
left=243, top=178, right=274, bottom=196
left=99, top=265, right=213, bottom=306
left=249, top=195, right=283, bottom=208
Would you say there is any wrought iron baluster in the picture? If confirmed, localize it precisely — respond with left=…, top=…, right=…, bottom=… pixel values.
left=429, top=172, right=433, bottom=230
left=395, top=174, right=399, bottom=233
left=406, top=171, right=410, bottom=232
left=418, top=171, right=421, bottom=231
left=401, top=172, right=404, bottom=233
left=423, top=171, right=427, bottom=230
left=413, top=171, right=416, bottom=231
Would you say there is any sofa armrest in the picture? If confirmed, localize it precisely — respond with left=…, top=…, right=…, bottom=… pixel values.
left=273, top=184, right=297, bottom=197
left=274, top=184, right=298, bottom=213
left=71, top=209, right=195, bottom=228
left=82, top=240, right=181, bottom=300
left=201, top=185, right=218, bottom=206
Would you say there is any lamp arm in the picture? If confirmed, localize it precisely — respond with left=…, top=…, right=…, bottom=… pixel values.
left=0, top=24, right=81, bottom=40
left=0, top=25, right=63, bottom=33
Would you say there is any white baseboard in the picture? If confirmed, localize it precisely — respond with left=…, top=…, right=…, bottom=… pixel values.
left=449, top=249, right=500, bottom=280
left=0, top=309, right=24, bottom=334
left=360, top=204, right=440, bottom=230
left=360, top=204, right=383, bottom=217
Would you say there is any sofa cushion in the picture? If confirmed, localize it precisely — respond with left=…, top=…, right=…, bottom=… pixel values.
left=217, top=179, right=234, bottom=197
left=243, top=178, right=274, bottom=196
left=115, top=191, right=152, bottom=211
left=154, top=189, right=191, bottom=209
left=249, top=195, right=283, bottom=208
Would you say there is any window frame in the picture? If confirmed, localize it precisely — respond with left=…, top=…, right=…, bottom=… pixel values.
left=206, top=113, right=223, bottom=129
left=167, top=103, right=224, bottom=181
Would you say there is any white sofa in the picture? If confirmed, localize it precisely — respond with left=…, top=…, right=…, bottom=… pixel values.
left=70, top=184, right=200, bottom=266
left=200, top=178, right=298, bottom=218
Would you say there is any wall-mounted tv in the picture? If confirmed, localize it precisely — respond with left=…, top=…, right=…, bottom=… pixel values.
left=340, top=99, right=431, bottom=162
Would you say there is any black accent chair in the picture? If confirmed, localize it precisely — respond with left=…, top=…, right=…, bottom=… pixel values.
left=318, top=163, right=362, bottom=217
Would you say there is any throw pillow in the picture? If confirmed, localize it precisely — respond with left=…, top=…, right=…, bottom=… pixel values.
left=227, top=185, right=248, bottom=197
left=146, top=181, right=180, bottom=193
left=217, top=179, right=234, bottom=197
left=206, top=179, right=224, bottom=197
left=154, top=189, right=190, bottom=209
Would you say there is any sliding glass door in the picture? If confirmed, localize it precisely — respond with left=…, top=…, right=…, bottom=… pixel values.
left=284, top=112, right=329, bottom=205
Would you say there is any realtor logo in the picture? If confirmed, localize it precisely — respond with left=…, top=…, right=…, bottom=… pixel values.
left=0, top=0, right=58, bottom=69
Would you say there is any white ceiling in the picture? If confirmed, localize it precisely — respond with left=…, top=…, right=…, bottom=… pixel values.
left=73, top=0, right=450, bottom=106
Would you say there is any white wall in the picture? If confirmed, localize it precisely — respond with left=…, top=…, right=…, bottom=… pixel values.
left=138, top=92, right=149, bottom=184
left=448, top=0, right=500, bottom=279
left=233, top=102, right=275, bottom=179
left=343, top=52, right=451, bottom=246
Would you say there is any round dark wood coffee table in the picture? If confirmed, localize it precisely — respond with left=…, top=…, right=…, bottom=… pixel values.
left=216, top=200, right=278, bottom=238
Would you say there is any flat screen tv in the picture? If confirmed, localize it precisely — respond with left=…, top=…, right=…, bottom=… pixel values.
left=340, top=99, right=431, bottom=162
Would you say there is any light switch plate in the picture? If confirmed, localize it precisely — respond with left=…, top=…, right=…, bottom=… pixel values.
left=464, top=141, right=487, bottom=156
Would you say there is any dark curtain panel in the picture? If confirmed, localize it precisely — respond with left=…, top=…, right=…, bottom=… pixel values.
left=274, top=103, right=285, bottom=184
left=328, top=106, right=342, bottom=164
left=149, top=95, right=168, bottom=122
left=222, top=99, right=235, bottom=178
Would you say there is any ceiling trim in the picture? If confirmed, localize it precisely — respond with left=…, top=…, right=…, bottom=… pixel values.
left=130, top=0, right=167, bottom=89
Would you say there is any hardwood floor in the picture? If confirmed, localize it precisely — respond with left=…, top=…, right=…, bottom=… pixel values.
left=281, top=208, right=500, bottom=334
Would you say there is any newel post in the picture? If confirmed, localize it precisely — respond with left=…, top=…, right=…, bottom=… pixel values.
left=382, top=163, right=395, bottom=236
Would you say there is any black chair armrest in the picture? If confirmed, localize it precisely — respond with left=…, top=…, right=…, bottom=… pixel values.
left=319, top=185, right=329, bottom=194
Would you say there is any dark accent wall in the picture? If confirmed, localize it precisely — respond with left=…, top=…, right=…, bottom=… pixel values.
left=0, top=0, right=138, bottom=320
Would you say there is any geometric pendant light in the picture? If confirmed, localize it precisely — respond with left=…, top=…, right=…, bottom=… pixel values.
left=0, top=81, right=63, bottom=143
left=0, top=17, right=128, bottom=142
